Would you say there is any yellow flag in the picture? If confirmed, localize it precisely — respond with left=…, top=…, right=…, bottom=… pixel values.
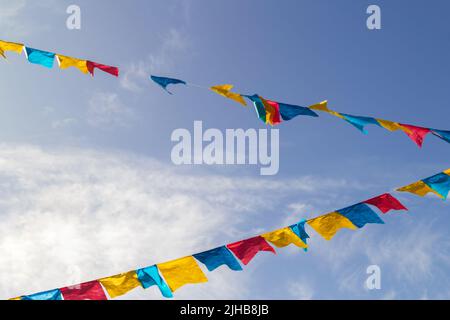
left=262, top=227, right=307, bottom=249
left=210, top=84, right=247, bottom=106
left=376, top=119, right=406, bottom=132
left=56, top=54, right=89, bottom=74
left=396, top=181, right=443, bottom=198
left=444, top=169, right=450, bottom=175
left=99, top=271, right=141, bottom=299
left=308, top=100, right=344, bottom=119
left=307, top=212, right=357, bottom=240
left=8, top=297, right=21, bottom=300
left=157, top=256, right=208, bottom=292
left=0, top=40, right=24, bottom=59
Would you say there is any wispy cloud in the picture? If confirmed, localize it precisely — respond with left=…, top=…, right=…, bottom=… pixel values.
left=87, top=92, right=135, bottom=128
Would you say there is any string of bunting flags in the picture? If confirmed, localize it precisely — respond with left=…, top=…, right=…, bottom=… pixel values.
left=150, top=75, right=450, bottom=148
left=0, top=39, right=118, bottom=77
left=10, top=169, right=450, bottom=300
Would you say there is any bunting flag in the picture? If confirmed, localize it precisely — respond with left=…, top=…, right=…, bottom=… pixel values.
left=150, top=75, right=187, bottom=94
left=13, top=170, right=449, bottom=300
left=157, top=256, right=208, bottom=292
left=210, top=84, right=247, bottom=106
left=1, top=39, right=118, bottom=78
left=431, top=129, right=450, bottom=143
left=0, top=40, right=24, bottom=59
left=60, top=280, right=108, bottom=300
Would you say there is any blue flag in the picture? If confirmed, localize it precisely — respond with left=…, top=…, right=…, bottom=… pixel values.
left=150, top=75, right=186, bottom=94
left=340, top=114, right=381, bottom=134
left=136, top=265, right=173, bottom=298
left=22, top=289, right=62, bottom=300
left=194, top=246, right=243, bottom=272
left=278, top=103, right=319, bottom=120
left=25, top=47, right=55, bottom=68
left=423, top=172, right=450, bottom=200
left=337, top=203, right=384, bottom=228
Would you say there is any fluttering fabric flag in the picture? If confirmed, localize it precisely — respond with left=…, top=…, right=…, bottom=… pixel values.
left=99, top=271, right=141, bottom=299
left=336, top=203, right=384, bottom=228
left=307, top=212, right=358, bottom=240
left=397, top=180, right=442, bottom=198
left=22, top=289, right=62, bottom=301
left=150, top=75, right=187, bottom=94
left=363, top=193, right=408, bottom=214
left=210, top=84, right=247, bottom=106
left=422, top=172, right=450, bottom=200
left=56, top=54, right=88, bottom=74
left=194, top=246, right=243, bottom=272
left=399, top=123, right=431, bottom=147
left=278, top=102, right=319, bottom=121
left=226, top=236, right=276, bottom=265
left=245, top=94, right=267, bottom=122
left=260, top=97, right=282, bottom=125
left=340, top=114, right=381, bottom=134
left=157, top=256, right=208, bottom=292
left=432, top=129, right=450, bottom=144
left=60, top=280, right=107, bottom=300
left=308, top=100, right=344, bottom=118
left=261, top=227, right=308, bottom=249
left=25, top=47, right=55, bottom=68
left=136, top=265, right=173, bottom=298
left=290, top=219, right=310, bottom=247
left=0, top=40, right=24, bottom=59
left=86, top=61, right=119, bottom=77
left=376, top=119, right=406, bottom=132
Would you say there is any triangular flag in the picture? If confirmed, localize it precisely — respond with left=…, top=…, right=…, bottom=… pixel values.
left=308, top=100, right=344, bottom=119
left=376, top=119, right=405, bottom=132
left=210, top=84, right=247, bottom=106
left=157, top=256, right=208, bottom=292
left=226, top=236, right=275, bottom=265
left=363, top=193, right=408, bottom=214
left=431, top=129, right=450, bottom=144
left=397, top=180, right=443, bottom=198
left=278, top=102, right=319, bottom=121
left=422, top=173, right=450, bottom=200
left=150, top=75, right=186, bottom=94
left=399, top=123, right=431, bottom=147
left=340, top=114, right=381, bottom=134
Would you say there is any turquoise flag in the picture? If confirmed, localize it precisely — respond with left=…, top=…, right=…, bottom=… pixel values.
left=25, top=47, right=55, bottom=68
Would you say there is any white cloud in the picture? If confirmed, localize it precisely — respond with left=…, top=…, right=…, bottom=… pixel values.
left=87, top=92, right=134, bottom=128
left=288, top=280, right=314, bottom=300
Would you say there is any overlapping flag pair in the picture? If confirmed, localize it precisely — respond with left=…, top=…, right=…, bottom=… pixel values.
left=150, top=75, right=450, bottom=148
left=12, top=169, right=450, bottom=300
left=0, top=39, right=118, bottom=77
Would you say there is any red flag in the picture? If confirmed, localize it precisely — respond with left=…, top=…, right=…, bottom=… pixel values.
left=60, top=280, right=108, bottom=300
left=226, top=236, right=275, bottom=265
left=86, top=61, right=119, bottom=77
left=364, top=193, right=408, bottom=214
left=264, top=99, right=282, bottom=125
left=400, top=124, right=431, bottom=148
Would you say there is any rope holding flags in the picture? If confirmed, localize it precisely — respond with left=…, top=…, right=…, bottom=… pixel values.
left=10, top=169, right=449, bottom=301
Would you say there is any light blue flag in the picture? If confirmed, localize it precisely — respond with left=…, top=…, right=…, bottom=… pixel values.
left=431, top=129, right=450, bottom=144
left=422, top=172, right=450, bottom=200
left=337, top=203, right=384, bottom=228
left=340, top=113, right=381, bottom=134
left=150, top=75, right=186, bottom=94
left=136, top=265, right=173, bottom=298
left=290, top=219, right=310, bottom=251
left=194, top=246, right=243, bottom=272
left=25, top=47, right=55, bottom=69
left=22, top=289, right=62, bottom=300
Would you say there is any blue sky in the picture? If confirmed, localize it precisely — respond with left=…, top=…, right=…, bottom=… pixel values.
left=0, top=0, right=449, bottom=300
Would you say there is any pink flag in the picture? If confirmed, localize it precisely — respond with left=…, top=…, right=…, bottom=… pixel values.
left=60, top=280, right=108, bottom=300
left=226, top=236, right=275, bottom=265
left=86, top=61, right=119, bottom=77
left=400, top=124, right=431, bottom=148
left=364, top=193, right=408, bottom=214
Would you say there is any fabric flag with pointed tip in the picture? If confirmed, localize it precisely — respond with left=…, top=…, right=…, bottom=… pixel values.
left=136, top=265, right=173, bottom=298
left=308, top=100, right=344, bottom=118
left=363, top=193, right=408, bottom=214
left=422, top=172, right=450, bottom=200
left=25, top=47, right=55, bottom=68
left=261, top=227, right=307, bottom=249
left=307, top=212, right=358, bottom=240
left=290, top=219, right=310, bottom=246
left=245, top=94, right=267, bottom=123
left=399, top=123, right=431, bottom=147
left=431, top=129, right=450, bottom=144
left=150, top=75, right=187, bottom=94
left=226, top=236, right=276, bottom=265
left=260, top=97, right=282, bottom=125
left=60, top=280, right=107, bottom=300
left=157, top=256, right=208, bottom=292
left=194, top=246, right=243, bottom=272
left=56, top=54, right=88, bottom=74
left=376, top=119, right=405, bottom=132
left=86, top=61, right=119, bottom=77
left=337, top=203, right=384, bottom=228
left=210, top=84, right=247, bottom=106
left=278, top=102, right=319, bottom=121
left=340, top=114, right=381, bottom=134
left=397, top=180, right=443, bottom=198
left=0, top=40, right=24, bottom=59
left=22, top=289, right=62, bottom=301
left=99, top=271, right=141, bottom=299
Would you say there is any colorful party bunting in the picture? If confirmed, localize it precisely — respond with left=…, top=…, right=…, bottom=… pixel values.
left=245, top=94, right=267, bottom=122
left=363, top=193, right=408, bottom=214
left=340, top=114, right=381, bottom=134
left=290, top=219, right=310, bottom=247
left=60, top=280, right=107, bottom=300
left=136, top=265, right=173, bottom=298
left=87, top=61, right=119, bottom=77
left=22, top=289, right=62, bottom=301
left=210, top=84, right=247, bottom=106
left=226, top=236, right=276, bottom=265
left=278, top=102, right=319, bottom=121
left=157, top=256, right=208, bottom=292
left=397, top=180, right=442, bottom=198
left=25, top=47, right=55, bottom=68
left=308, top=100, right=344, bottom=118
left=337, top=203, right=384, bottom=228
left=194, top=246, right=243, bottom=272
left=432, top=129, right=450, bottom=144
left=307, top=212, right=358, bottom=240
left=261, top=98, right=282, bottom=125
left=262, top=227, right=307, bottom=249
left=99, top=271, right=141, bottom=299
left=150, top=75, right=187, bottom=94
left=422, top=172, right=450, bottom=200
left=376, top=119, right=406, bottom=132
left=0, top=40, right=23, bottom=59
left=56, top=54, right=88, bottom=74
left=399, top=124, right=431, bottom=148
